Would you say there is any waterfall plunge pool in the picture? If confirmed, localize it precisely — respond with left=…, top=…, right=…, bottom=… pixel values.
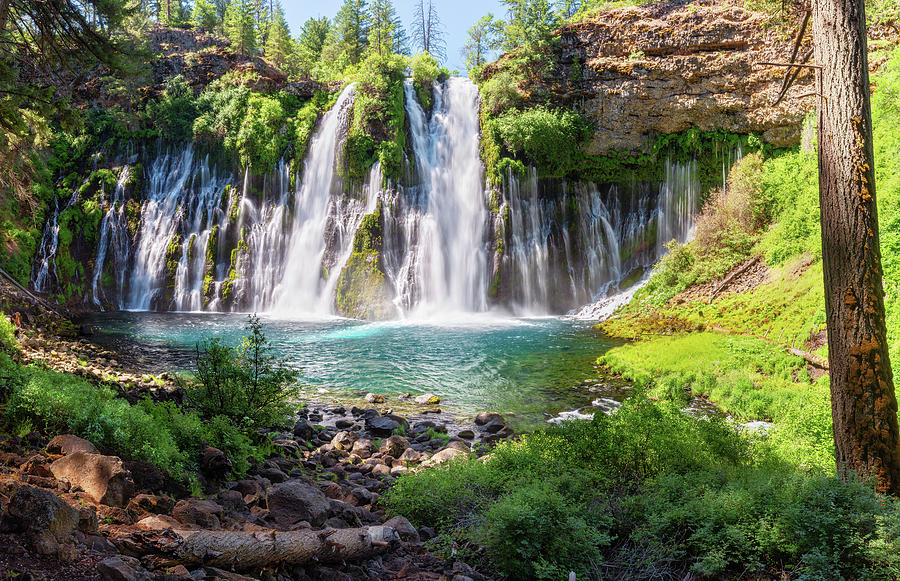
left=82, top=312, right=629, bottom=428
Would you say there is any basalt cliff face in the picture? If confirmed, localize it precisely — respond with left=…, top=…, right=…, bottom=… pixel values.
left=488, top=0, right=817, bottom=153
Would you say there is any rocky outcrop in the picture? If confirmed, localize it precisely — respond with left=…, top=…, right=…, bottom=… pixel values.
left=487, top=0, right=818, bottom=152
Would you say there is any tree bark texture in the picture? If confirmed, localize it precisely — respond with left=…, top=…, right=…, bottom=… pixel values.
left=814, top=0, right=900, bottom=494
left=175, top=526, right=399, bottom=569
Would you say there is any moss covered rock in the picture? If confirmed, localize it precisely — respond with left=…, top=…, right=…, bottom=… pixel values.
left=334, top=204, right=397, bottom=320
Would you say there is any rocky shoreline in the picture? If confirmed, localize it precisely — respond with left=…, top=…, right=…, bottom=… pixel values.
left=0, top=290, right=517, bottom=580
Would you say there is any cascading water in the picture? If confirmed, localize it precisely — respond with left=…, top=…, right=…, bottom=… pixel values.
left=125, top=145, right=231, bottom=311
left=499, top=159, right=701, bottom=315
left=31, top=76, right=718, bottom=319
left=381, top=78, right=489, bottom=316
left=270, top=83, right=356, bottom=316
left=32, top=189, right=79, bottom=293
left=91, top=167, right=132, bottom=308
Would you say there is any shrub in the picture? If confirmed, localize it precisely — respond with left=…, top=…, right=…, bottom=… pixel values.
left=488, top=106, right=589, bottom=177
left=480, top=70, right=521, bottom=116
left=387, top=395, right=900, bottom=580
left=147, top=75, right=198, bottom=142
left=0, top=311, right=17, bottom=353
left=188, top=314, right=300, bottom=432
left=409, top=51, right=441, bottom=110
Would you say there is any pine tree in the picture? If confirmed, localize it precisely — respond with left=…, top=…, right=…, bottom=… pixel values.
left=335, top=0, right=369, bottom=65
left=368, top=0, right=407, bottom=56
left=264, top=4, right=293, bottom=69
left=192, top=0, right=220, bottom=32
left=297, top=16, right=331, bottom=72
left=462, top=13, right=502, bottom=75
left=224, top=0, right=256, bottom=56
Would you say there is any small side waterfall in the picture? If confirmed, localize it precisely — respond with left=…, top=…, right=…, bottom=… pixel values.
left=32, top=190, right=79, bottom=294
left=499, top=160, right=700, bottom=314
left=381, top=78, right=489, bottom=316
left=91, top=167, right=132, bottom=308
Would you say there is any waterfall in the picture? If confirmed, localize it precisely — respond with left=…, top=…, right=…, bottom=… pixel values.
left=125, top=145, right=231, bottom=311
left=501, top=159, right=700, bottom=314
left=270, top=83, right=356, bottom=316
left=30, top=77, right=720, bottom=318
left=381, top=78, right=489, bottom=316
left=91, top=167, right=132, bottom=308
left=32, top=189, right=79, bottom=294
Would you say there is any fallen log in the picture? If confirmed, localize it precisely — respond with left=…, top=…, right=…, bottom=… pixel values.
left=175, top=526, right=399, bottom=569
left=708, top=256, right=760, bottom=303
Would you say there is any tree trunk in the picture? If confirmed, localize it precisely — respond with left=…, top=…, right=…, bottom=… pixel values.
left=813, top=0, right=900, bottom=494
left=175, top=526, right=399, bottom=569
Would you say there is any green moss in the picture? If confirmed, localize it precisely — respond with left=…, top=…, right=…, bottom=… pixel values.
left=334, top=203, right=396, bottom=320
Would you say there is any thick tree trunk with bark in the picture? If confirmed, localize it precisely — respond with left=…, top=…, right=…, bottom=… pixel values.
left=813, top=0, right=900, bottom=494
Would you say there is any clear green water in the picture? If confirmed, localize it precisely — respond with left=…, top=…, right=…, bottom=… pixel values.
left=85, top=312, right=622, bottom=426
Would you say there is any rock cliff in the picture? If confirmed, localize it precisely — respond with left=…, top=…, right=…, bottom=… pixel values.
left=487, top=0, right=819, bottom=153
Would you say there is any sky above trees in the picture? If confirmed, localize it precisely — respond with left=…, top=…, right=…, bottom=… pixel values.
left=282, top=0, right=505, bottom=72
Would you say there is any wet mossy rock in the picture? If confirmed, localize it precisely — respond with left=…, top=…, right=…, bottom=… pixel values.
left=335, top=203, right=397, bottom=320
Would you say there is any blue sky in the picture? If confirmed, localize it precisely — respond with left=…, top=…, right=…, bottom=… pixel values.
left=282, top=0, right=506, bottom=73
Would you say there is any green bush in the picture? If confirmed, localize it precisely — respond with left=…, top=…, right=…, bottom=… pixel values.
left=1, top=351, right=257, bottom=477
left=188, top=314, right=300, bottom=432
left=0, top=312, right=17, bottom=353
left=487, top=106, right=589, bottom=178
left=387, top=395, right=900, bottom=580
left=409, top=52, right=442, bottom=110
left=147, top=75, right=198, bottom=142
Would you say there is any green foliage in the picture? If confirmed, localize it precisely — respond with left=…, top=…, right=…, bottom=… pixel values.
left=147, top=75, right=198, bottom=142
left=0, top=353, right=256, bottom=477
left=335, top=204, right=396, bottom=320
left=388, top=393, right=900, bottom=579
left=344, top=51, right=408, bottom=181
left=188, top=314, right=300, bottom=432
left=0, top=312, right=17, bottom=354
left=757, top=149, right=821, bottom=265
left=487, top=106, right=590, bottom=178
left=191, top=0, right=220, bottom=32
left=409, top=52, right=442, bottom=110
left=480, top=69, right=522, bottom=116
left=224, top=0, right=256, bottom=55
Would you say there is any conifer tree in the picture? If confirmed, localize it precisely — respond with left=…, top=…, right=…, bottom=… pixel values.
left=335, top=0, right=369, bottom=65
left=192, top=0, right=220, bottom=32
left=224, top=0, right=256, bottom=56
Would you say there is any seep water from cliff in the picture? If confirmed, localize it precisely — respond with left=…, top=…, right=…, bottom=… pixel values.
left=33, top=77, right=706, bottom=320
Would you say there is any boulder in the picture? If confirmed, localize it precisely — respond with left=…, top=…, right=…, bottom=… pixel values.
left=474, top=412, right=504, bottom=426
left=422, top=448, right=467, bottom=467
left=364, top=392, right=385, bottom=403
left=126, top=493, right=175, bottom=517
left=266, top=480, right=330, bottom=528
left=1, top=486, right=78, bottom=555
left=292, top=419, right=316, bottom=441
left=50, top=452, right=134, bottom=507
left=384, top=516, right=420, bottom=542
left=366, top=416, right=400, bottom=436
left=200, top=445, right=232, bottom=479
left=331, top=430, right=359, bottom=451
left=379, top=435, right=410, bottom=458
left=173, top=498, right=224, bottom=529
left=350, top=438, right=376, bottom=459
left=98, top=555, right=152, bottom=581
left=458, top=429, right=475, bottom=439
left=46, top=434, right=99, bottom=455
left=397, top=448, right=423, bottom=463
left=414, top=393, right=440, bottom=405
left=136, top=514, right=184, bottom=530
